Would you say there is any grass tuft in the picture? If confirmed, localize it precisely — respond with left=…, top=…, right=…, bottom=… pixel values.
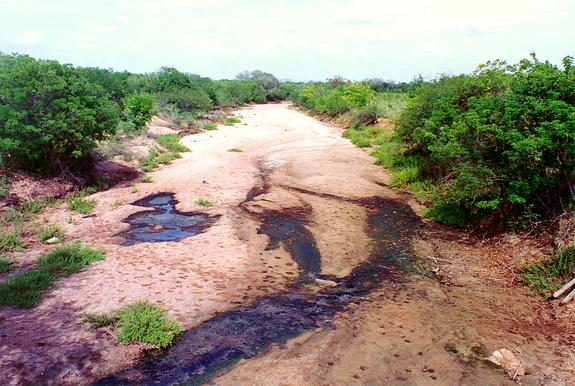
left=38, top=224, right=65, bottom=243
left=156, top=134, right=190, bottom=153
left=0, top=269, right=53, bottom=308
left=195, top=198, right=213, bottom=207
left=37, top=241, right=105, bottom=276
left=114, top=300, right=182, bottom=348
left=203, top=123, right=218, bottom=131
left=521, top=246, right=575, bottom=298
left=224, top=116, right=241, bottom=126
left=227, top=147, right=243, bottom=152
left=0, top=256, right=14, bottom=273
left=0, top=230, right=27, bottom=253
left=83, top=312, right=119, bottom=328
left=140, top=175, right=154, bottom=183
left=67, top=189, right=97, bottom=215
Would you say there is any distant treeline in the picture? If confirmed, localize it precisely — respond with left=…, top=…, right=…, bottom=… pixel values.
left=0, top=53, right=280, bottom=173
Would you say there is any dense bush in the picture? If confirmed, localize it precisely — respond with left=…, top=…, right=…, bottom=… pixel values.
left=0, top=54, right=120, bottom=173
left=122, top=93, right=156, bottom=132
left=396, top=55, right=575, bottom=225
left=213, top=79, right=265, bottom=106
left=237, top=70, right=280, bottom=100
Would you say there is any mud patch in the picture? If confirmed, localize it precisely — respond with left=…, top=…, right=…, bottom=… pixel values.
left=119, top=193, right=220, bottom=246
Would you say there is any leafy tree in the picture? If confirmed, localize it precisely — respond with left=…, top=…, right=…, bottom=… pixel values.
left=0, top=53, right=119, bottom=173
left=236, top=70, right=280, bottom=100
left=123, top=93, right=156, bottom=132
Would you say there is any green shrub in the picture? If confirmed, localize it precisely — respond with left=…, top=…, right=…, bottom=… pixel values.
left=140, top=148, right=160, bottom=172
left=37, top=241, right=105, bottom=276
left=351, top=103, right=381, bottom=128
left=0, top=269, right=53, bottom=308
left=0, top=256, right=14, bottom=273
left=0, top=53, right=120, bottom=173
left=38, top=224, right=65, bottom=243
left=0, top=230, right=26, bottom=253
left=390, top=165, right=420, bottom=187
left=425, top=200, right=469, bottom=228
left=156, top=134, right=190, bottom=153
left=521, top=247, right=575, bottom=298
left=123, top=93, right=156, bottom=132
left=114, top=300, right=182, bottom=348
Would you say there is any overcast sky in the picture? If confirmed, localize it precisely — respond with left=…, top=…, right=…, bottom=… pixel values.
left=0, top=0, right=573, bottom=81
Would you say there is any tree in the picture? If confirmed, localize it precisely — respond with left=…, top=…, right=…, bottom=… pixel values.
left=0, top=53, right=119, bottom=173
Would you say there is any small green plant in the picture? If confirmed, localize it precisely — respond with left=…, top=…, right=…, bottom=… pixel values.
left=195, top=198, right=213, bottom=207
left=0, top=256, right=14, bottom=273
left=224, top=116, right=241, bottom=126
left=390, top=165, right=420, bottom=187
left=0, top=269, right=53, bottom=308
left=82, top=312, right=119, bottom=328
left=130, top=185, right=138, bottom=193
left=110, top=200, right=121, bottom=210
left=67, top=190, right=97, bottom=215
left=140, top=148, right=160, bottom=172
left=156, top=134, right=190, bottom=153
left=0, top=230, right=26, bottom=253
left=156, top=151, right=181, bottom=165
left=521, top=246, right=575, bottom=298
left=203, top=123, right=218, bottom=131
left=227, top=147, right=243, bottom=152
left=20, top=199, right=44, bottom=217
left=1, top=208, right=23, bottom=225
left=114, top=300, right=182, bottom=348
left=140, top=175, right=154, bottom=183
left=37, top=241, right=105, bottom=276
left=38, top=224, right=64, bottom=243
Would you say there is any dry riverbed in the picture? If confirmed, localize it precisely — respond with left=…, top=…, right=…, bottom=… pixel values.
left=1, top=103, right=574, bottom=385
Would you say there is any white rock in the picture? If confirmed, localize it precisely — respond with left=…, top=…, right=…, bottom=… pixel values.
left=45, top=237, right=60, bottom=244
left=488, top=348, right=525, bottom=378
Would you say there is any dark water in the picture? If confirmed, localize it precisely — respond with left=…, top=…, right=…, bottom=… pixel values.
left=119, top=193, right=220, bottom=246
left=95, top=196, right=421, bottom=385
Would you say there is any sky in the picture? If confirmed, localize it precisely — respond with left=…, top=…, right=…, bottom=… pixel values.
left=0, top=0, right=574, bottom=82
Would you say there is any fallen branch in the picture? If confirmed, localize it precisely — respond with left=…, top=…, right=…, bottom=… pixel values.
left=553, top=276, right=575, bottom=299
left=561, top=286, right=575, bottom=304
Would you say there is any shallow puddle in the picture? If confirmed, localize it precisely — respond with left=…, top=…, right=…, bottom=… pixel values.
left=96, top=196, right=421, bottom=385
left=119, top=193, right=220, bottom=246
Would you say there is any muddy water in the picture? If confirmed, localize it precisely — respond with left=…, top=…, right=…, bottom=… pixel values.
left=95, top=194, right=421, bottom=385
left=119, top=193, right=220, bottom=246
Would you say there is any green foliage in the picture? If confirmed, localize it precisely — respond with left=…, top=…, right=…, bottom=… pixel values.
left=114, top=300, right=182, bottom=348
left=195, top=198, right=213, bottom=207
left=123, top=93, right=156, bottom=132
left=203, top=123, right=218, bottom=131
left=351, top=103, right=381, bottom=128
left=20, top=199, right=44, bottom=216
left=0, top=269, right=52, bottom=308
left=237, top=70, right=280, bottom=100
left=0, top=53, right=120, bottom=173
left=156, top=134, right=190, bottom=153
left=38, top=224, right=64, bottom=243
left=140, top=175, right=153, bottom=183
left=227, top=147, right=243, bottom=152
left=0, top=230, right=26, bottom=253
left=0, top=256, right=14, bottom=273
left=156, top=151, right=181, bottom=165
left=0, top=176, right=10, bottom=198
left=521, top=246, right=575, bottom=298
left=37, top=241, right=105, bottom=276
left=140, top=148, right=161, bottom=172
left=213, top=79, right=265, bottom=106
left=396, top=55, right=575, bottom=225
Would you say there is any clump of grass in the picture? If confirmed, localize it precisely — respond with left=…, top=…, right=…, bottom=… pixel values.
left=1, top=208, right=23, bottom=225
left=114, top=300, right=182, bottom=348
left=0, top=269, right=53, bottom=308
left=390, top=164, right=420, bottom=187
left=195, top=198, right=213, bottom=207
left=38, top=224, right=65, bottom=243
left=0, top=256, right=14, bottom=273
left=130, top=185, right=138, bottom=193
left=425, top=200, right=468, bottom=228
left=156, top=134, right=190, bottom=153
left=20, top=199, right=44, bottom=217
left=37, top=241, right=105, bottom=276
left=140, top=175, right=154, bottom=183
left=67, top=189, right=98, bottom=215
left=227, top=147, right=243, bottom=152
left=155, top=151, right=181, bottom=165
left=0, top=177, right=10, bottom=198
left=203, top=123, right=218, bottom=131
left=0, top=230, right=27, bottom=253
left=140, top=147, right=160, bottom=172
left=521, top=246, right=575, bottom=298
left=83, top=312, right=119, bottom=328
left=110, top=200, right=121, bottom=210
left=224, top=116, right=241, bottom=126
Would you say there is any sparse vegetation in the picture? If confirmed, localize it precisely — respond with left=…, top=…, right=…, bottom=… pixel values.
left=140, top=175, right=154, bottom=183
left=130, top=185, right=138, bottom=193
left=227, top=147, right=243, bottom=152
left=110, top=200, right=121, bottom=210
left=0, top=256, right=14, bottom=273
left=203, top=123, right=218, bottom=130
left=0, top=269, right=53, bottom=308
left=67, top=194, right=97, bottom=215
left=0, top=230, right=27, bottom=253
left=195, top=198, right=213, bottom=207
left=521, top=247, right=575, bottom=298
left=38, top=224, right=64, bottom=243
left=156, top=134, right=190, bottom=153
left=37, top=242, right=105, bottom=276
left=224, top=116, right=241, bottom=126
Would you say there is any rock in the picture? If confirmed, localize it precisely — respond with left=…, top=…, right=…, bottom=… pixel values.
left=315, top=278, right=338, bottom=287
left=488, top=348, right=525, bottom=378
left=45, top=237, right=60, bottom=244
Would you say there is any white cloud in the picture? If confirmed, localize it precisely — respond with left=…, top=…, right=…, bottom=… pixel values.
left=19, top=30, right=42, bottom=45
